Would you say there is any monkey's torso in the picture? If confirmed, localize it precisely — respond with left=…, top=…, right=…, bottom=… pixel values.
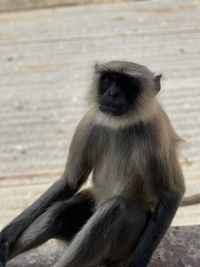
left=91, top=122, right=159, bottom=211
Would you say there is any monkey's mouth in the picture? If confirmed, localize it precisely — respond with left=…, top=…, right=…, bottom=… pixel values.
left=100, top=104, right=126, bottom=116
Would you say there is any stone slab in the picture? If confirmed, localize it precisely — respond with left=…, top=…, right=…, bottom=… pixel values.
left=6, top=225, right=200, bottom=266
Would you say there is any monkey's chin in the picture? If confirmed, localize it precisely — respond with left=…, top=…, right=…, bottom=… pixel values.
left=99, top=105, right=126, bottom=116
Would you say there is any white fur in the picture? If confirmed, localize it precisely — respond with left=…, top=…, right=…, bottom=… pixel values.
left=94, top=99, right=159, bottom=130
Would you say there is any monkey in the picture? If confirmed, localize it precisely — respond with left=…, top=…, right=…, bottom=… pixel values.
left=0, top=60, right=185, bottom=267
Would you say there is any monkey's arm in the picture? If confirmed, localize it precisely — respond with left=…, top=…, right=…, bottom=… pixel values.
left=0, top=113, right=94, bottom=265
left=131, top=156, right=185, bottom=267
left=130, top=191, right=182, bottom=267
left=0, top=177, right=75, bottom=247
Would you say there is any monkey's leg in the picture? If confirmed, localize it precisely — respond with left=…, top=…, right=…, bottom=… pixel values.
left=7, top=190, right=95, bottom=261
left=54, top=197, right=150, bottom=267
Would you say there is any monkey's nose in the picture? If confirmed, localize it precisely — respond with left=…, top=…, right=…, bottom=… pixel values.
left=109, top=88, right=118, bottom=98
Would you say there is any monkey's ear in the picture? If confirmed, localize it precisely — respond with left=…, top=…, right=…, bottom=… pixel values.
left=154, top=74, right=162, bottom=93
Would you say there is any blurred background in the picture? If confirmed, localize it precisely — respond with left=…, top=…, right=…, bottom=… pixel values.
left=0, top=0, right=200, bottom=231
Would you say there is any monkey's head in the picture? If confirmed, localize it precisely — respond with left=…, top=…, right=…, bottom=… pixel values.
left=90, top=61, right=162, bottom=128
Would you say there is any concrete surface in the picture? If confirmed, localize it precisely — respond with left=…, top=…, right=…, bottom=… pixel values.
left=6, top=225, right=200, bottom=266
left=0, top=0, right=137, bottom=13
left=0, top=0, right=200, bottom=230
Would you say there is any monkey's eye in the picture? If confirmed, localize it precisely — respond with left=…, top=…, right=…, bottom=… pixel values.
left=102, top=75, right=112, bottom=85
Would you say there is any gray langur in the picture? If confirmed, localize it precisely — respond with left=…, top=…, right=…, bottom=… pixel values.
left=0, top=61, right=186, bottom=267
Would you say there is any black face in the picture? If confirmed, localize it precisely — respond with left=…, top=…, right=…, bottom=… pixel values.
left=98, top=71, right=140, bottom=116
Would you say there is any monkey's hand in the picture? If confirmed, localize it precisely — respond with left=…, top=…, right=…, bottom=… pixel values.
left=0, top=236, right=9, bottom=267
left=0, top=207, right=40, bottom=265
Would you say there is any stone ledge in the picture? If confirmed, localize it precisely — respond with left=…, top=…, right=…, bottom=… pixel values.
left=6, top=225, right=200, bottom=266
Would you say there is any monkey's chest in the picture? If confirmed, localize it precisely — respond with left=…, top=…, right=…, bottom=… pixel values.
left=92, top=147, right=157, bottom=209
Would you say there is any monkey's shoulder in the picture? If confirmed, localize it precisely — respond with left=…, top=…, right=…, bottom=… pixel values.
left=77, top=108, right=181, bottom=158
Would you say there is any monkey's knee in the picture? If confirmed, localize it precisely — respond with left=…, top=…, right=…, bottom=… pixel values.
left=99, top=196, right=151, bottom=232
left=102, top=196, right=150, bottom=219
